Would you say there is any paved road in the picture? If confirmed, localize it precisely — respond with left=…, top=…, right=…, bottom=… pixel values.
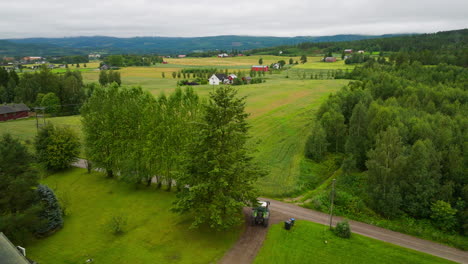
left=71, top=160, right=468, bottom=263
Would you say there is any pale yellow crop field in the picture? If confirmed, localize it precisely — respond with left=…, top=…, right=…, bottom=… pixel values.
left=165, top=55, right=300, bottom=66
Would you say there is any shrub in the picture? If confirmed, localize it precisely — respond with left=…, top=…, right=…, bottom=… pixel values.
left=431, top=200, right=457, bottom=232
left=35, top=123, right=80, bottom=171
left=41, top=92, right=60, bottom=115
left=36, top=184, right=63, bottom=235
left=334, top=220, right=351, bottom=238
left=109, top=214, right=128, bottom=235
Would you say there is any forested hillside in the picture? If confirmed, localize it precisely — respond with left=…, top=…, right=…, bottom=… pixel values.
left=2, top=34, right=403, bottom=56
left=305, top=60, right=467, bottom=248
left=250, top=29, right=468, bottom=66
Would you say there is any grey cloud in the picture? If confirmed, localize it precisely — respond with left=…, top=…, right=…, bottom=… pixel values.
left=0, top=0, right=467, bottom=38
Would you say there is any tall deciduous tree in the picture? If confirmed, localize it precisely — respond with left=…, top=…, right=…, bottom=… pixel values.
left=173, top=86, right=265, bottom=229
left=81, top=84, right=121, bottom=177
left=305, top=122, right=328, bottom=161
left=320, top=110, right=347, bottom=153
left=345, top=102, right=369, bottom=169
left=366, top=127, right=406, bottom=218
left=400, top=139, right=441, bottom=218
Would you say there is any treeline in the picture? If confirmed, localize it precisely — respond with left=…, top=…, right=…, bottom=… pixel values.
left=0, top=66, right=88, bottom=115
left=306, top=62, right=467, bottom=236
left=103, top=54, right=163, bottom=67
left=49, top=55, right=89, bottom=64
left=250, top=29, right=468, bottom=67
left=81, top=85, right=263, bottom=229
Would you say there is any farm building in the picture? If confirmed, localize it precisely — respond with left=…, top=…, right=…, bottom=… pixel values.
left=242, top=76, right=252, bottom=83
left=272, top=63, right=281, bottom=69
left=162, top=61, right=168, bottom=64
left=251, top=65, right=269, bottom=72
left=209, top=73, right=229, bottom=85
left=357, top=50, right=365, bottom=54
left=22, top=56, right=42, bottom=61
left=344, top=49, right=353, bottom=54
left=0, top=103, right=30, bottom=121
left=88, top=53, right=101, bottom=59
left=0, top=232, right=31, bottom=264
left=178, top=55, right=186, bottom=58
left=218, top=53, right=229, bottom=58
left=324, top=57, right=337, bottom=62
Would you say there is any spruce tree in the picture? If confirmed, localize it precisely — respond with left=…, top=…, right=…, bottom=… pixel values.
left=173, top=86, right=265, bottom=229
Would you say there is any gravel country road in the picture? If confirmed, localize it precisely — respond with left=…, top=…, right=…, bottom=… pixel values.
left=72, top=159, right=467, bottom=263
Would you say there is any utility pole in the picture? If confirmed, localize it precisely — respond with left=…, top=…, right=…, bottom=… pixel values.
left=329, top=178, right=336, bottom=230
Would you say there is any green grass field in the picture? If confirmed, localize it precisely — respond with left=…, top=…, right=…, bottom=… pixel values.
left=294, top=56, right=355, bottom=70
left=26, top=168, right=241, bottom=264
left=254, top=221, right=454, bottom=264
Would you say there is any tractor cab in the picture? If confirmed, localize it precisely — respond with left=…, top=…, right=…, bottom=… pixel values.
left=251, top=200, right=270, bottom=227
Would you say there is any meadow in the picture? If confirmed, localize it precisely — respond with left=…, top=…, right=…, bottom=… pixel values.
left=254, top=221, right=454, bottom=264
left=26, top=168, right=241, bottom=264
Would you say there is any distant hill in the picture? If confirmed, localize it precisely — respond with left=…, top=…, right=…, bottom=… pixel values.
left=2, top=34, right=405, bottom=56
left=0, top=40, right=86, bottom=57
left=248, top=29, right=468, bottom=56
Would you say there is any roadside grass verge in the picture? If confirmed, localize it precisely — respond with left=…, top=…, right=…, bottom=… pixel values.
left=254, top=220, right=454, bottom=264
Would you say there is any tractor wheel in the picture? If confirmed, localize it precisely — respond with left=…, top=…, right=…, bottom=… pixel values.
left=251, top=217, right=256, bottom=226
left=263, top=219, right=269, bottom=228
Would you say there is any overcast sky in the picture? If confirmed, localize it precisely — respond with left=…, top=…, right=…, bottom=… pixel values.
left=1, top=0, right=467, bottom=38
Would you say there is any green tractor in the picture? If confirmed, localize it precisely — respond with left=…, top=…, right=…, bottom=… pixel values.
left=251, top=201, right=270, bottom=227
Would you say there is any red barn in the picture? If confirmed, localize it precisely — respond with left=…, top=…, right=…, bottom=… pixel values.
left=0, top=104, right=30, bottom=121
left=251, top=65, right=269, bottom=72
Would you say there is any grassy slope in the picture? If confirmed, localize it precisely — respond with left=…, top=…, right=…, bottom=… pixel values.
left=27, top=168, right=241, bottom=264
left=254, top=221, right=454, bottom=264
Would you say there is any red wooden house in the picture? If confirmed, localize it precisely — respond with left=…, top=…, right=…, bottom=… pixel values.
left=251, top=65, right=269, bottom=72
left=0, top=104, right=30, bottom=121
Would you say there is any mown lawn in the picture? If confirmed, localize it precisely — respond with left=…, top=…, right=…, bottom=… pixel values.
left=254, top=220, right=454, bottom=264
left=26, top=168, right=241, bottom=264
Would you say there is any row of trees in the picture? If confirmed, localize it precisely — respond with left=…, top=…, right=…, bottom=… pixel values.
left=81, top=85, right=264, bottom=229
left=306, top=61, right=467, bottom=234
left=103, top=54, right=163, bottom=67
left=99, top=70, right=122, bottom=86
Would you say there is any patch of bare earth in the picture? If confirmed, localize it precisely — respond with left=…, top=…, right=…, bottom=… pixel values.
left=219, top=207, right=290, bottom=264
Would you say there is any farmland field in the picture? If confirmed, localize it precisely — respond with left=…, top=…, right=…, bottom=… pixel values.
left=26, top=168, right=241, bottom=264
left=165, top=55, right=300, bottom=66
left=0, top=73, right=347, bottom=196
left=254, top=221, right=454, bottom=264
left=294, top=56, right=355, bottom=70
left=3, top=57, right=352, bottom=196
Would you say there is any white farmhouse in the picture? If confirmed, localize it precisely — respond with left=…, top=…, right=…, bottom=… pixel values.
left=209, top=73, right=228, bottom=85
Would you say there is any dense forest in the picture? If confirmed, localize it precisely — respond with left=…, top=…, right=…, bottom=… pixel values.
left=306, top=60, right=467, bottom=245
